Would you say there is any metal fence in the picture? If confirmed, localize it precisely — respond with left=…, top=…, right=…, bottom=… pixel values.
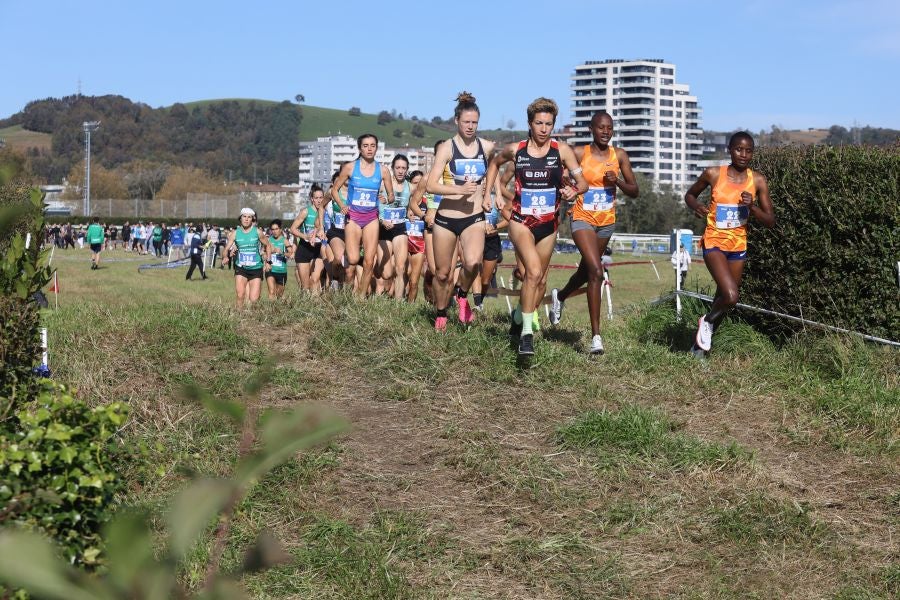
left=53, top=192, right=305, bottom=220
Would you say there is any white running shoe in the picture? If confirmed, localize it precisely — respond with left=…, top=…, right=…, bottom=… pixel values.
left=550, top=288, right=563, bottom=325
left=695, top=315, right=713, bottom=351
left=590, top=334, right=604, bottom=355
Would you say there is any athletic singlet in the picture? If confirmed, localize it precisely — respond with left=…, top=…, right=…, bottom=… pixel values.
left=234, top=226, right=263, bottom=270
left=424, top=192, right=441, bottom=210
left=380, top=179, right=409, bottom=225
left=301, top=205, right=318, bottom=233
left=573, top=145, right=620, bottom=227
left=86, top=223, right=104, bottom=244
left=347, top=159, right=382, bottom=213
left=703, top=165, right=756, bottom=253
left=441, top=138, right=488, bottom=186
left=329, top=193, right=346, bottom=230
left=268, top=235, right=287, bottom=274
left=512, top=139, right=564, bottom=228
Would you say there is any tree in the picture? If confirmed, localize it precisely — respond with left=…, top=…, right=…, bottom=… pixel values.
left=158, top=166, right=231, bottom=200
left=431, top=116, right=442, bottom=125
left=506, top=119, right=516, bottom=130
left=294, top=94, right=305, bottom=103
left=615, top=172, right=695, bottom=234
left=411, top=124, right=425, bottom=138
left=393, top=128, right=403, bottom=138
left=377, top=111, right=393, bottom=126
left=61, top=160, right=127, bottom=200
left=122, top=160, right=168, bottom=199
left=348, top=107, right=361, bottom=116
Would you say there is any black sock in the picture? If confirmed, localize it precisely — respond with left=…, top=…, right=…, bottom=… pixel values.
left=436, top=308, right=448, bottom=318
left=473, top=293, right=483, bottom=306
left=456, top=288, right=468, bottom=299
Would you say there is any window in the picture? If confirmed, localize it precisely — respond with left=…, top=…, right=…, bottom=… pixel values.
left=660, top=110, right=673, bottom=117
left=660, top=120, right=673, bottom=127
left=660, top=162, right=673, bottom=170
left=662, top=78, right=673, bottom=85
left=660, top=152, right=673, bottom=159
left=661, top=67, right=674, bottom=75
left=676, top=153, right=682, bottom=160
left=659, top=173, right=672, bottom=180
left=675, top=132, right=682, bottom=138
left=675, top=142, right=682, bottom=149
left=660, top=141, right=673, bottom=148
left=660, top=131, right=673, bottom=138
left=660, top=89, right=673, bottom=96
left=676, top=101, right=682, bottom=107
left=676, top=111, right=682, bottom=118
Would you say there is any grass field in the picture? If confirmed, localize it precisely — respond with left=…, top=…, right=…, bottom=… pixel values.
left=0, top=124, right=52, bottom=151
left=41, top=246, right=898, bottom=599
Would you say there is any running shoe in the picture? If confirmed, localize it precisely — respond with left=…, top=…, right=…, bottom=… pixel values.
left=457, top=297, right=474, bottom=324
left=518, top=333, right=535, bottom=356
left=695, top=315, right=713, bottom=351
left=590, top=335, right=604, bottom=355
left=473, top=301, right=484, bottom=313
left=509, top=311, right=522, bottom=337
left=434, top=316, right=448, bottom=332
left=550, top=288, right=563, bottom=325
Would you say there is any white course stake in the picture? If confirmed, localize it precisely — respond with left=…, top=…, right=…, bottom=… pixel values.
left=499, top=275, right=512, bottom=315
left=603, top=271, right=613, bottom=320
left=650, top=260, right=660, bottom=280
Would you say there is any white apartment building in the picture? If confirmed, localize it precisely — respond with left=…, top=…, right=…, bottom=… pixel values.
left=298, top=135, right=434, bottom=188
left=570, top=58, right=703, bottom=188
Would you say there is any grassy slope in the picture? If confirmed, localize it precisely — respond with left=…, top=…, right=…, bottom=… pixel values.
left=41, top=248, right=899, bottom=599
left=0, top=124, right=51, bottom=151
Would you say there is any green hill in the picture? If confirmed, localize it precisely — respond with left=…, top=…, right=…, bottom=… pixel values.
left=0, top=124, right=52, bottom=151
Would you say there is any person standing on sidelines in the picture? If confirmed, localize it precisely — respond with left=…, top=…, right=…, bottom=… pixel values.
left=265, top=219, right=292, bottom=298
left=331, top=134, right=394, bottom=297
left=425, top=92, right=496, bottom=330
left=684, top=131, right=775, bottom=353
left=223, top=208, right=273, bottom=308
left=549, top=111, right=639, bottom=354
left=671, top=243, right=691, bottom=289
left=185, top=227, right=208, bottom=281
left=86, top=217, right=105, bottom=270
left=482, top=97, right=587, bottom=355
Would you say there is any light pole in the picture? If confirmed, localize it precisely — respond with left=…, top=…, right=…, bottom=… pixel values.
left=82, top=121, right=100, bottom=216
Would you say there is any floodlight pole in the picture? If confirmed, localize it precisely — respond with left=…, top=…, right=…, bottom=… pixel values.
left=82, top=121, right=100, bottom=216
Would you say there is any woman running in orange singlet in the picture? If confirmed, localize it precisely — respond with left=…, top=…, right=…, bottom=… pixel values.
left=550, top=111, right=639, bottom=354
left=684, top=131, right=775, bottom=353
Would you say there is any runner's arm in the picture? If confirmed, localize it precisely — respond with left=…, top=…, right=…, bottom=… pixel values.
left=615, top=148, right=640, bottom=198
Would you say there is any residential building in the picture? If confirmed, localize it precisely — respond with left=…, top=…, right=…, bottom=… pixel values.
left=570, top=58, right=703, bottom=188
left=299, top=135, right=435, bottom=188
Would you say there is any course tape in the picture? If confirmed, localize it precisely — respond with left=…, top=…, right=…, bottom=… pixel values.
left=668, top=290, right=900, bottom=348
left=138, top=257, right=191, bottom=272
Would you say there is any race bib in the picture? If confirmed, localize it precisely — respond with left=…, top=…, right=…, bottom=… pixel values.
left=486, top=209, right=499, bottom=227
left=382, top=207, right=406, bottom=225
left=715, top=204, right=749, bottom=229
left=406, top=220, right=424, bottom=237
left=583, top=187, right=615, bottom=212
left=520, top=188, right=557, bottom=217
left=332, top=212, right=345, bottom=229
left=270, top=254, right=284, bottom=268
left=350, top=187, right=378, bottom=209
left=454, top=158, right=485, bottom=182
left=238, top=251, right=256, bottom=267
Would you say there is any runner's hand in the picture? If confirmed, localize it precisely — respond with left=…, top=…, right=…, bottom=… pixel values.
left=460, top=177, right=478, bottom=196
left=424, top=212, right=435, bottom=227
left=692, top=204, right=709, bottom=219
left=481, top=195, right=492, bottom=214
left=603, top=170, right=617, bottom=187
left=340, top=204, right=349, bottom=215
left=739, top=191, right=754, bottom=206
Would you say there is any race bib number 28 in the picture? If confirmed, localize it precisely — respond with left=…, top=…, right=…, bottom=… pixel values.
left=520, top=188, right=557, bottom=217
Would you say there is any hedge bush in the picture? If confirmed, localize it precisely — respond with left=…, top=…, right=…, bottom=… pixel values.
left=1, top=183, right=51, bottom=413
left=744, top=145, right=899, bottom=340
left=0, top=381, right=127, bottom=566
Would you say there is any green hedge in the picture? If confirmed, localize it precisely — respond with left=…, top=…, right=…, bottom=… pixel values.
left=0, top=381, right=127, bottom=566
left=0, top=183, right=51, bottom=412
left=744, top=145, right=899, bottom=340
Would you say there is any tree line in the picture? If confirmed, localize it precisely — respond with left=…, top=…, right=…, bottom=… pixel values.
left=0, top=95, right=303, bottom=186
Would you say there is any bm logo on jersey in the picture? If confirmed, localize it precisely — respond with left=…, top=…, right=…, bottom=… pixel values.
left=525, top=171, right=548, bottom=178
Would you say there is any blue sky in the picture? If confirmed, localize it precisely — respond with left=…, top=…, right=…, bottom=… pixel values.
left=4, top=0, right=898, bottom=132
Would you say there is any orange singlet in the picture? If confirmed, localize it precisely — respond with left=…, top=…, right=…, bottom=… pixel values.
left=702, top=165, right=756, bottom=253
left=572, top=144, right=620, bottom=227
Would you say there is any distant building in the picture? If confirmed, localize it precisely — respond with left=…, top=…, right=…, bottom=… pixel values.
left=298, top=135, right=435, bottom=188
left=570, top=58, right=703, bottom=189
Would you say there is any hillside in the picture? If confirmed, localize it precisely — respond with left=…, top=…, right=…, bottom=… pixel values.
left=0, top=124, right=52, bottom=151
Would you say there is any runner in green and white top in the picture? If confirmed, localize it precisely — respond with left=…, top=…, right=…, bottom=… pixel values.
left=224, top=207, right=273, bottom=308
left=265, top=219, right=294, bottom=299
